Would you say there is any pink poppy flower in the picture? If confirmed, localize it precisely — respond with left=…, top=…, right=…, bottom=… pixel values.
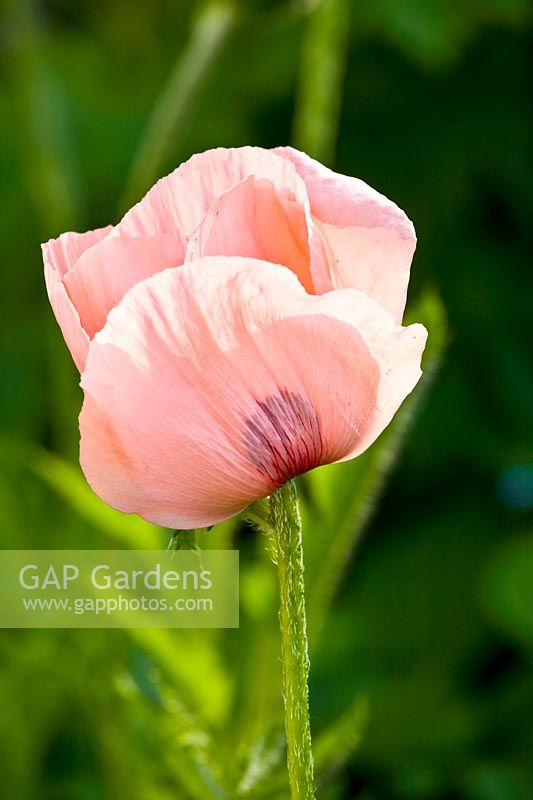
left=42, top=147, right=427, bottom=528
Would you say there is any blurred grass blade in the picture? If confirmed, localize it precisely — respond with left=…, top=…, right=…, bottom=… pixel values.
left=304, top=289, right=448, bottom=647
left=121, top=0, right=238, bottom=212
left=314, top=694, right=369, bottom=786
left=292, top=0, right=351, bottom=164
left=9, top=0, right=83, bottom=233
left=29, top=448, right=164, bottom=548
left=9, top=0, right=85, bottom=456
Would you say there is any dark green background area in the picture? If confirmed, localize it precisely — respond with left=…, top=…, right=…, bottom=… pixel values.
left=0, top=1, right=532, bottom=798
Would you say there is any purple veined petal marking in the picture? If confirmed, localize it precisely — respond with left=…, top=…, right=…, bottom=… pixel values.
left=244, top=390, right=324, bottom=485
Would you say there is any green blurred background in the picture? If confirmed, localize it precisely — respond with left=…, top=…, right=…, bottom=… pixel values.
left=1, top=1, right=532, bottom=798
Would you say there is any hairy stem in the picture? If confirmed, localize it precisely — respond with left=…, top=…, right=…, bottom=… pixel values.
left=270, top=481, right=315, bottom=799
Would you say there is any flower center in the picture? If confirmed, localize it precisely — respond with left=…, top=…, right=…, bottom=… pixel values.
left=244, top=390, right=324, bottom=486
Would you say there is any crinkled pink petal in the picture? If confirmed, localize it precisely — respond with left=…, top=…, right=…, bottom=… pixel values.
left=116, top=146, right=330, bottom=293
left=79, top=257, right=426, bottom=529
left=42, top=227, right=112, bottom=371
left=273, top=146, right=416, bottom=322
left=185, top=176, right=314, bottom=292
left=63, top=234, right=183, bottom=339
left=315, top=220, right=417, bottom=326
left=44, top=267, right=90, bottom=372
left=43, top=226, right=113, bottom=278
left=304, top=291, right=427, bottom=460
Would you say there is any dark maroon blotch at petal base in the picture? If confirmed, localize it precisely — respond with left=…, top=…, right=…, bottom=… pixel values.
left=244, top=390, right=324, bottom=486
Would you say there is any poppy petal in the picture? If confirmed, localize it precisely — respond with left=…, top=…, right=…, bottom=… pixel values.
left=42, top=228, right=112, bottom=370
left=80, top=257, right=418, bottom=528
left=63, top=234, right=183, bottom=338
left=185, top=176, right=314, bottom=293
left=273, top=146, right=416, bottom=322
left=117, top=146, right=330, bottom=292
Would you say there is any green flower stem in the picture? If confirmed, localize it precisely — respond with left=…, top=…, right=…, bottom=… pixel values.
left=270, top=481, right=315, bottom=800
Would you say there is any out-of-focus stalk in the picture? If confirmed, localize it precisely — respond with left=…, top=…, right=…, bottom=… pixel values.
left=120, top=0, right=238, bottom=212
left=292, top=0, right=351, bottom=164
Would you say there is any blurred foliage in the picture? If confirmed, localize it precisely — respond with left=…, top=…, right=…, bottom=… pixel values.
left=0, top=0, right=532, bottom=798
